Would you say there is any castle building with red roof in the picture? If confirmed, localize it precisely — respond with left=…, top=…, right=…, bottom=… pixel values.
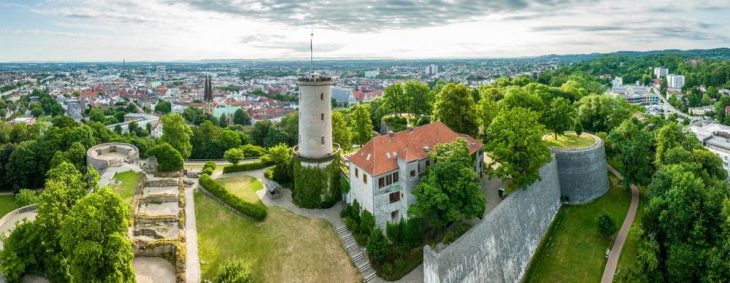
left=344, top=122, right=483, bottom=228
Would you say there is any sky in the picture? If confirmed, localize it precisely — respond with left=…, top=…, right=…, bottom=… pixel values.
left=0, top=0, right=729, bottom=62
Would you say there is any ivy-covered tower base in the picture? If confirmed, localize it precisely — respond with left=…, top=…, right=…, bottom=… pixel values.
left=292, top=74, right=341, bottom=208
left=292, top=155, right=341, bottom=208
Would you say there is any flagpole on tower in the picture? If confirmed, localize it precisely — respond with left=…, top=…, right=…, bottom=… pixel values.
left=310, top=26, right=314, bottom=73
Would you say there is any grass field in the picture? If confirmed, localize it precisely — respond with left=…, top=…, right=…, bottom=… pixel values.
left=615, top=186, right=649, bottom=282
left=544, top=132, right=596, bottom=149
left=112, top=171, right=139, bottom=208
left=0, top=195, right=18, bottom=218
left=524, top=174, right=631, bottom=283
left=215, top=173, right=265, bottom=209
left=195, top=190, right=360, bottom=283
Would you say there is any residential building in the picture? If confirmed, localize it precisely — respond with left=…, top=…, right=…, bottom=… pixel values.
left=611, top=85, right=658, bottom=105
left=426, top=64, right=439, bottom=75
left=667, top=74, right=685, bottom=89
left=364, top=70, right=380, bottom=78
left=332, top=87, right=356, bottom=106
left=654, top=67, right=668, bottom=78
left=345, top=122, right=484, bottom=229
left=690, top=122, right=730, bottom=181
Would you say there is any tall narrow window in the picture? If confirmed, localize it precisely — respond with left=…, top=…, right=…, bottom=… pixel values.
left=321, top=93, right=324, bottom=100
left=378, top=177, right=385, bottom=188
left=391, top=210, right=399, bottom=221
left=363, top=174, right=367, bottom=184
left=355, top=168, right=359, bottom=178
left=393, top=172, right=399, bottom=182
left=321, top=136, right=325, bottom=145
left=321, top=113, right=324, bottom=120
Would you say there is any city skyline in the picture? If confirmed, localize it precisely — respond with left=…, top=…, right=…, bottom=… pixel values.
left=1, top=0, right=729, bottom=62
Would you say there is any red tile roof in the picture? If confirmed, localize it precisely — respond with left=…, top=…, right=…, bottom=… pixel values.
left=348, top=122, right=482, bottom=176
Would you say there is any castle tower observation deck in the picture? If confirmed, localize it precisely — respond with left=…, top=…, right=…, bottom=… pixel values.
left=295, top=74, right=337, bottom=166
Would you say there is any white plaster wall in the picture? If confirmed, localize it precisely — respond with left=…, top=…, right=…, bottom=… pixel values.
left=298, top=80, right=333, bottom=158
left=348, top=162, right=375, bottom=213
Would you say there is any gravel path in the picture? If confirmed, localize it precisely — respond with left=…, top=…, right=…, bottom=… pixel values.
left=134, top=257, right=176, bottom=283
left=184, top=179, right=201, bottom=283
left=601, top=165, right=640, bottom=283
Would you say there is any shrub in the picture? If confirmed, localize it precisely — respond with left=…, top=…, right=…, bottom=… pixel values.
left=198, top=174, right=267, bottom=221
left=442, top=222, right=472, bottom=244
left=214, top=258, right=253, bottom=283
left=203, top=161, right=216, bottom=171
left=202, top=167, right=214, bottom=176
left=148, top=143, right=184, bottom=172
left=239, top=144, right=267, bottom=158
left=15, top=189, right=39, bottom=207
left=366, top=228, right=388, bottom=265
left=264, top=168, right=274, bottom=179
left=223, top=148, right=245, bottom=165
left=416, top=115, right=431, bottom=126
left=222, top=161, right=273, bottom=173
left=597, top=214, right=617, bottom=238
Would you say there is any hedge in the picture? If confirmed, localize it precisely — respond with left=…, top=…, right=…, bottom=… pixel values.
left=222, top=161, right=272, bottom=173
left=198, top=174, right=267, bottom=221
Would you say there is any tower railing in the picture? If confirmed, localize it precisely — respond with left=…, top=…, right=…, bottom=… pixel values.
left=293, top=143, right=341, bottom=163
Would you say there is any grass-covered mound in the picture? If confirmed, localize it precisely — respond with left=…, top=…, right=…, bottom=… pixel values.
left=544, top=132, right=596, bottom=149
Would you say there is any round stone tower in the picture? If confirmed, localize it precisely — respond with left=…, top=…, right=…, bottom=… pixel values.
left=292, top=74, right=341, bottom=208
left=295, top=74, right=335, bottom=166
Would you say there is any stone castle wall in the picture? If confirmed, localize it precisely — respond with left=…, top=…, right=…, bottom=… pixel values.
left=424, top=159, right=561, bottom=283
left=553, top=134, right=609, bottom=204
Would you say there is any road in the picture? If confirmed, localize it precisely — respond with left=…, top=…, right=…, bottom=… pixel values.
left=651, top=87, right=702, bottom=122
left=601, top=165, right=640, bottom=283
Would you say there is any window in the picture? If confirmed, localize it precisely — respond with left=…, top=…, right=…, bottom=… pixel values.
left=410, top=170, right=415, bottom=177
left=363, top=174, right=367, bottom=184
left=391, top=210, right=399, bottom=221
left=320, top=93, right=324, bottom=100
left=389, top=192, right=400, bottom=203
left=321, top=113, right=324, bottom=120
left=386, top=175, right=392, bottom=186
left=321, top=136, right=325, bottom=145
left=393, top=172, right=399, bottom=183
left=378, top=177, right=385, bottom=188
left=426, top=160, right=431, bottom=167
left=355, top=168, right=359, bottom=178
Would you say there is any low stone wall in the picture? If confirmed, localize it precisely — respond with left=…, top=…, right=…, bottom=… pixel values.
left=423, top=159, right=561, bottom=283
left=552, top=134, right=609, bottom=204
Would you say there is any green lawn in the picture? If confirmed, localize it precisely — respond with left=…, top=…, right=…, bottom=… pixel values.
left=545, top=132, right=596, bottom=149
left=0, top=195, right=18, bottom=218
left=194, top=190, right=360, bottom=283
left=112, top=171, right=139, bottom=207
left=215, top=173, right=265, bottom=209
left=615, top=186, right=649, bottom=282
left=524, top=174, right=631, bottom=283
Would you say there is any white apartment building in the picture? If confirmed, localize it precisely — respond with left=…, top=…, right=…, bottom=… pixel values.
left=667, top=74, right=685, bottom=89
left=654, top=67, right=669, bottom=78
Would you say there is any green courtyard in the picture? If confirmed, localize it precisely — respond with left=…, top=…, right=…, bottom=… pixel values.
left=196, top=174, right=360, bottom=282
left=524, top=174, right=631, bottom=283
left=0, top=195, right=18, bottom=218
left=112, top=170, right=139, bottom=207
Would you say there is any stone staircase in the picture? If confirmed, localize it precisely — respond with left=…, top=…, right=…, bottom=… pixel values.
left=336, top=225, right=377, bottom=282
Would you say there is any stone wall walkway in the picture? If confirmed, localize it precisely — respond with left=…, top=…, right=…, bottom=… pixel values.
left=601, top=165, right=640, bottom=283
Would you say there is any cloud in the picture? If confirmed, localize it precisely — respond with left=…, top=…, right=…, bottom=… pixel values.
left=172, top=0, right=585, bottom=32
left=240, top=33, right=343, bottom=52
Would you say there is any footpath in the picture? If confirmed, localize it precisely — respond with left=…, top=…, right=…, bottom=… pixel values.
left=602, top=165, right=640, bottom=283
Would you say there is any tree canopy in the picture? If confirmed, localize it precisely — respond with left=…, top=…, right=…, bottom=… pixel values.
left=433, top=83, right=478, bottom=136
left=484, top=107, right=551, bottom=191
left=161, top=113, right=192, bottom=159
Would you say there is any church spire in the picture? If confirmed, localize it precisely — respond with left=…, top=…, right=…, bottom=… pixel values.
left=204, top=75, right=213, bottom=103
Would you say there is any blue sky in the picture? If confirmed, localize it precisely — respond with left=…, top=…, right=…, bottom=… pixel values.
left=0, top=0, right=729, bottom=62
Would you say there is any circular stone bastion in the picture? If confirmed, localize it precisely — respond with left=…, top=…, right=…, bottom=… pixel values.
left=549, top=133, right=609, bottom=204
left=87, top=142, right=140, bottom=173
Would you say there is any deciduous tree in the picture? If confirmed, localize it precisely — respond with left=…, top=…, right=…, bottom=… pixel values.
left=161, top=113, right=192, bottom=159
left=433, top=83, right=478, bottom=136
left=484, top=107, right=551, bottom=191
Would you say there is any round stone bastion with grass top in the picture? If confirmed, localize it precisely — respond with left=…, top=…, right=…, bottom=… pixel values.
left=546, top=132, right=609, bottom=204
left=87, top=142, right=140, bottom=173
